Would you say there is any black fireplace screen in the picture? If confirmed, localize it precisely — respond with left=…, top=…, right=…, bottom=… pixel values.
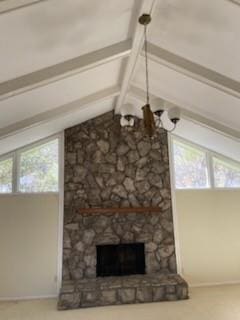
left=96, top=243, right=145, bottom=277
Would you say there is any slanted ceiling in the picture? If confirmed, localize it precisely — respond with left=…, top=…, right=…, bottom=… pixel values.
left=0, top=0, right=239, bottom=155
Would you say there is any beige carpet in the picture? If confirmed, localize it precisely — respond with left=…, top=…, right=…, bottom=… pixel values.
left=1, top=284, right=240, bottom=320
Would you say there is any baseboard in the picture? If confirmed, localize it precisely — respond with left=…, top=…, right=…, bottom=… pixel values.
left=0, top=294, right=58, bottom=302
left=189, top=280, right=240, bottom=288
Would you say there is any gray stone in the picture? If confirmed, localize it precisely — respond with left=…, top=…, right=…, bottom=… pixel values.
left=138, top=141, right=151, bottom=157
left=100, top=290, right=117, bottom=305
left=95, top=176, right=104, bottom=188
left=117, top=144, right=129, bottom=156
left=145, top=242, right=158, bottom=253
left=169, top=254, right=177, bottom=272
left=75, top=165, right=88, bottom=180
left=123, top=177, right=135, bottom=192
left=162, top=219, right=173, bottom=232
left=148, top=173, right=163, bottom=188
left=136, top=167, right=149, bottom=181
left=97, top=232, right=119, bottom=244
left=122, top=231, right=134, bottom=242
left=118, top=288, right=135, bottom=303
left=151, top=161, right=165, bottom=174
left=75, top=241, right=84, bottom=252
left=71, top=269, right=83, bottom=280
left=136, top=157, right=148, bottom=168
left=106, top=178, right=117, bottom=187
left=84, top=255, right=95, bottom=267
left=82, top=291, right=98, bottom=307
left=136, top=232, right=152, bottom=242
left=117, top=158, right=125, bottom=171
left=97, top=140, right=110, bottom=154
left=63, top=231, right=72, bottom=249
left=127, top=150, right=140, bottom=163
left=136, top=287, right=152, bottom=303
left=135, top=181, right=151, bottom=194
left=153, top=229, right=164, bottom=244
left=77, top=150, right=85, bottom=163
left=160, top=188, right=171, bottom=199
left=101, top=187, right=112, bottom=200
left=157, top=245, right=175, bottom=259
left=83, top=230, right=95, bottom=245
left=67, top=153, right=77, bottom=165
left=112, top=185, right=127, bottom=198
left=65, top=223, right=79, bottom=231
left=153, top=287, right=165, bottom=301
left=145, top=253, right=159, bottom=273
left=113, top=172, right=125, bottom=184
left=105, top=153, right=117, bottom=164
left=166, top=285, right=176, bottom=294
left=128, top=194, right=140, bottom=207
left=125, top=165, right=136, bottom=178
left=85, top=268, right=96, bottom=278
left=98, top=164, right=115, bottom=174
left=93, top=150, right=103, bottom=163
left=58, top=293, right=80, bottom=310
left=149, top=150, right=162, bottom=161
left=124, top=135, right=137, bottom=149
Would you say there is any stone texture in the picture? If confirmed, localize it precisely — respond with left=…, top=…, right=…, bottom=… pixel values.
left=119, top=288, right=136, bottom=303
left=64, top=112, right=172, bottom=210
left=58, top=274, right=188, bottom=309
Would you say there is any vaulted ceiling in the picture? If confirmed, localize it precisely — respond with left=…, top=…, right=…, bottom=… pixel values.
left=0, top=0, right=240, bottom=155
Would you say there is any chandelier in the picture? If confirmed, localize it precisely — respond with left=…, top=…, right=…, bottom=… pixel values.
left=121, top=14, right=180, bottom=137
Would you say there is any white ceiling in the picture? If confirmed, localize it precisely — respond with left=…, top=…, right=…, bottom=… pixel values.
left=0, top=0, right=239, bottom=155
left=149, top=0, right=240, bottom=81
left=0, top=0, right=135, bottom=81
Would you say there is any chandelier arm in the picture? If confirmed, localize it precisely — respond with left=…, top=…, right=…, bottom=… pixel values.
left=166, top=123, right=177, bottom=133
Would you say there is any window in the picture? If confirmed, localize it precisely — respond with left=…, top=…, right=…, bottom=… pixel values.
left=213, top=156, right=240, bottom=188
left=173, top=139, right=209, bottom=189
left=19, top=139, right=59, bottom=192
left=0, top=136, right=59, bottom=194
left=172, top=137, right=240, bottom=190
left=0, top=156, right=13, bottom=193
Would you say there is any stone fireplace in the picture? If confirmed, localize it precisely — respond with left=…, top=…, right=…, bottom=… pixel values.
left=58, top=111, right=188, bottom=309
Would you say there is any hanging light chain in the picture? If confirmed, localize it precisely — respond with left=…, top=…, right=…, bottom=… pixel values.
left=144, top=24, right=150, bottom=105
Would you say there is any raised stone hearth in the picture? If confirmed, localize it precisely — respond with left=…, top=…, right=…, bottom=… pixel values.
left=59, top=111, right=188, bottom=309
left=58, top=273, right=188, bottom=309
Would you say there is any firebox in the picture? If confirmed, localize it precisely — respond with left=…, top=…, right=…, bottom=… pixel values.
left=96, top=243, right=145, bottom=277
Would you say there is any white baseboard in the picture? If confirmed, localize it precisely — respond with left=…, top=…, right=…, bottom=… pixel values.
left=189, top=280, right=240, bottom=288
left=0, top=294, right=58, bottom=302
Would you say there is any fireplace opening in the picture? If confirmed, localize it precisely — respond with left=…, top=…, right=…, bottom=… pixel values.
left=96, top=243, right=145, bottom=277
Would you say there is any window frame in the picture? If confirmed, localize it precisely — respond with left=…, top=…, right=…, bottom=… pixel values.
left=0, top=152, right=15, bottom=194
left=211, top=153, right=240, bottom=189
left=171, top=137, right=211, bottom=190
left=171, top=135, right=240, bottom=191
left=0, top=135, right=60, bottom=196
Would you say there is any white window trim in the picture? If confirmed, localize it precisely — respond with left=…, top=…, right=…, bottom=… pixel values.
left=0, top=134, right=61, bottom=195
left=171, top=135, right=240, bottom=191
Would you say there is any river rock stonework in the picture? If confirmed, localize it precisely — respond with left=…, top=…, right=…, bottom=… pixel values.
left=59, top=111, right=188, bottom=309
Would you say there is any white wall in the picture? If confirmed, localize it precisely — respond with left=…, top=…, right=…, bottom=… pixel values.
left=176, top=190, right=240, bottom=286
left=0, top=194, right=59, bottom=299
